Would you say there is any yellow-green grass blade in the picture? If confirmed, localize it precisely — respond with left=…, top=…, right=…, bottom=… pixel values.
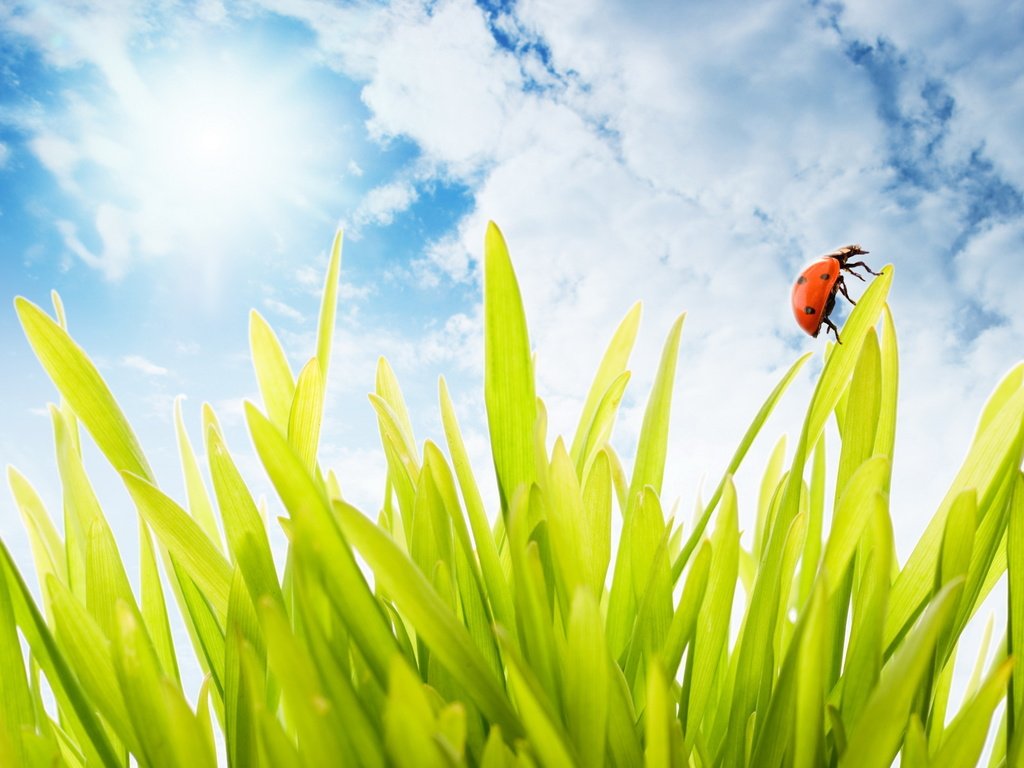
left=644, top=658, right=672, bottom=768
left=875, top=305, right=899, bottom=478
left=288, top=357, right=325, bottom=475
left=840, top=578, right=964, bottom=768
left=841, top=502, right=894, bottom=724
left=663, top=539, right=711, bottom=680
left=84, top=504, right=142, bottom=644
left=793, top=583, right=829, bottom=768
left=975, top=362, right=1024, bottom=443
left=385, top=657, right=446, bottom=768
left=1008, top=471, right=1024, bottom=754
left=163, top=554, right=227, bottom=703
left=0, top=544, right=122, bottom=767
left=337, top=498, right=524, bottom=740
left=685, top=478, right=738, bottom=742
left=7, top=467, right=65, bottom=613
left=484, top=221, right=538, bottom=514
left=439, top=376, right=515, bottom=635
left=113, top=601, right=216, bottom=768
left=798, top=434, right=827, bottom=608
left=754, top=435, right=787, bottom=559
left=581, top=448, right=613, bottom=598
left=225, top=570, right=261, bottom=768
left=173, top=397, right=222, bottom=552
left=258, top=595, right=352, bottom=766
left=316, top=228, right=343, bottom=385
left=886, top=367, right=1024, bottom=651
left=672, top=351, right=812, bottom=581
left=496, top=628, right=575, bottom=768
left=123, top=472, right=231, bottom=620
left=139, top=520, right=180, bottom=683
left=248, top=309, right=296, bottom=434
left=931, top=658, right=1013, bottom=768
left=608, top=308, right=684, bottom=658
left=902, top=715, right=929, bottom=768
left=570, top=301, right=641, bottom=470
left=628, top=488, right=672, bottom=664
left=835, top=328, right=881, bottom=504
left=0, top=560, right=35, bottom=768
left=376, top=356, right=418, bottom=457
left=565, top=588, right=609, bottom=768
left=207, top=422, right=285, bottom=611
left=246, top=402, right=399, bottom=686
left=15, top=296, right=154, bottom=482
left=544, top=439, right=588, bottom=599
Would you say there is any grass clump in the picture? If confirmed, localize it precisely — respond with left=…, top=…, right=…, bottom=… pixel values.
left=3, top=222, right=1024, bottom=767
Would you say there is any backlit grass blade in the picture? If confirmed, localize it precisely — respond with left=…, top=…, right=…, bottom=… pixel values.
left=0, top=543, right=122, bottom=767
left=581, top=449, right=613, bottom=598
left=384, top=656, right=446, bottom=768
left=672, top=351, right=812, bottom=581
left=0, top=562, right=35, bottom=767
left=644, top=658, right=672, bottom=768
left=287, top=357, right=325, bottom=475
left=484, top=221, right=537, bottom=514
left=336, top=499, right=524, bottom=740
left=1007, top=471, right=1024, bottom=755
left=575, top=370, right=631, bottom=482
left=931, top=658, right=1013, bottom=768
left=565, top=588, right=609, bottom=768
left=7, top=467, right=65, bottom=610
left=377, top=357, right=418, bottom=456
left=439, top=377, right=515, bottom=634
left=123, top=472, right=232, bottom=619
left=173, top=397, right=223, bottom=552
left=545, top=439, right=588, bottom=598
left=840, top=578, right=964, bottom=768
left=316, top=228, right=343, bottom=385
left=663, top=539, right=711, bottom=679
left=886, top=374, right=1024, bottom=651
left=139, top=520, right=180, bottom=683
left=15, top=296, right=154, bottom=482
left=248, top=310, right=296, bottom=433
left=225, top=570, right=261, bottom=768
left=245, top=402, right=399, bottom=685
left=875, top=305, right=899, bottom=476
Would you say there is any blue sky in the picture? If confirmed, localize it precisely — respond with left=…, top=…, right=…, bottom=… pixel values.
left=2, top=0, right=1023, bottom=704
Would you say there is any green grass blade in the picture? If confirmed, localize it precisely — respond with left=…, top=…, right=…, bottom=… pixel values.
left=123, top=472, right=232, bottom=619
left=644, top=658, right=672, bottom=768
left=570, top=301, right=641, bottom=468
left=248, top=309, right=296, bottom=434
left=173, top=397, right=223, bottom=552
left=1007, top=471, right=1024, bottom=755
left=15, top=296, right=154, bottom=482
left=0, top=560, right=34, bottom=767
left=581, top=449, right=613, bottom=598
left=932, top=658, right=1013, bottom=768
left=484, top=221, right=538, bottom=514
left=663, top=539, right=711, bottom=680
left=316, top=228, right=343, bottom=384
left=384, top=656, right=446, bottom=768
left=840, top=578, right=964, bottom=768
left=7, top=467, right=65, bottom=610
left=139, top=520, right=180, bottom=683
left=336, top=499, right=524, bottom=740
left=566, top=588, right=609, bottom=768
left=288, top=357, right=325, bottom=475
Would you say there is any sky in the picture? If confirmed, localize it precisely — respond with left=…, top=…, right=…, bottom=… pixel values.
left=1, top=0, right=1023, bottom=713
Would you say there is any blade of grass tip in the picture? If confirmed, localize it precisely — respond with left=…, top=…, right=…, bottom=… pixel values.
left=875, top=305, right=899, bottom=481
left=50, top=406, right=87, bottom=602
left=377, top=357, right=418, bottom=455
left=754, top=436, right=787, bottom=560
left=974, top=362, right=1024, bottom=444
left=0, top=545, right=122, bottom=768
left=15, top=296, right=154, bottom=482
left=336, top=499, right=524, bottom=740
left=840, top=578, right=964, bottom=768
left=575, top=370, right=632, bottom=480
left=886, top=366, right=1024, bottom=652
left=440, top=395, right=513, bottom=645
left=316, top=228, right=343, bottom=385
left=7, top=467, right=66, bottom=602
left=206, top=422, right=285, bottom=611
left=570, top=300, right=642, bottom=469
left=932, top=658, right=1014, bottom=768
left=173, top=397, right=223, bottom=552
left=249, top=309, right=296, bottom=434
left=484, top=222, right=537, bottom=515
left=672, top=351, right=812, bottom=581
left=245, top=402, right=399, bottom=687
left=545, top=439, right=588, bottom=599
left=607, top=314, right=684, bottom=657
left=1010, top=472, right=1024, bottom=752
left=138, top=519, right=180, bottom=684
left=0, top=562, right=35, bottom=767
left=288, top=357, right=324, bottom=475
left=122, top=472, right=232, bottom=620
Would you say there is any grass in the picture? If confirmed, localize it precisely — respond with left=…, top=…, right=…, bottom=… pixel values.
left=2, top=221, right=1024, bottom=767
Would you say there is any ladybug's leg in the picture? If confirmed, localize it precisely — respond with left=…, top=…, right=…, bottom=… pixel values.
left=844, top=261, right=881, bottom=279
left=836, top=276, right=856, bottom=305
left=823, top=316, right=842, bottom=344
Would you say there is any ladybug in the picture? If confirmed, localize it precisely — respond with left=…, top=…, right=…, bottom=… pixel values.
left=791, top=245, right=879, bottom=343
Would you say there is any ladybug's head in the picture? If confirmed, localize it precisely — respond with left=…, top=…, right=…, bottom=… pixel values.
left=831, top=244, right=868, bottom=266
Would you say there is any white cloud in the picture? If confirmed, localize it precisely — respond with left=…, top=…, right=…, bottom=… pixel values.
left=351, top=179, right=419, bottom=229
left=121, top=354, right=169, bottom=376
left=263, top=297, right=305, bottom=323
left=0, top=142, right=9, bottom=168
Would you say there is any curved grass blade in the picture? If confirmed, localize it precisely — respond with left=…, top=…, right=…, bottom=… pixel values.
left=248, top=309, right=296, bottom=434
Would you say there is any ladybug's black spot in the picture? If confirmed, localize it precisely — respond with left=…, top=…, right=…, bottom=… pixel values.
left=796, top=275, right=807, bottom=285
left=804, top=306, right=816, bottom=315
left=820, top=273, right=831, bottom=280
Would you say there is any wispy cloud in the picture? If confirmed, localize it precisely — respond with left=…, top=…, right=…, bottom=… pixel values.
left=262, top=297, right=305, bottom=323
left=121, top=354, right=169, bottom=376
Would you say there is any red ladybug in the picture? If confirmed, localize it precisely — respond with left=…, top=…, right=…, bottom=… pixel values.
left=791, top=245, right=879, bottom=343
